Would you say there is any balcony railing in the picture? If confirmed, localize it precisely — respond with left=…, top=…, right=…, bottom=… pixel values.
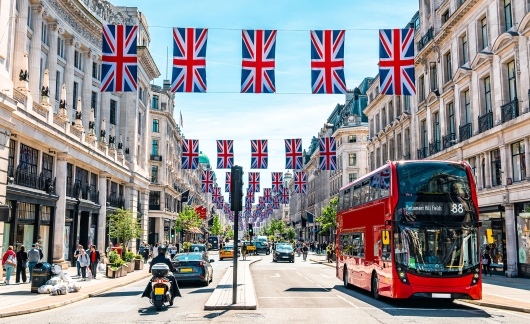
left=478, top=111, right=493, bottom=133
left=150, top=154, right=162, bottom=161
left=417, top=147, right=428, bottom=160
left=459, top=123, right=472, bottom=142
left=10, top=165, right=56, bottom=194
left=429, top=141, right=440, bottom=155
left=403, top=153, right=411, bottom=160
left=89, top=191, right=99, bottom=204
left=107, top=195, right=124, bottom=208
left=443, top=133, right=456, bottom=149
left=417, top=27, right=434, bottom=52
left=501, top=99, right=518, bottom=124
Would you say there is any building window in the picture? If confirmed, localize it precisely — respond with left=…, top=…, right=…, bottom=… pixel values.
left=448, top=102, right=455, bottom=134
left=66, top=163, right=73, bottom=193
left=149, top=191, right=160, bottom=210
left=463, top=90, right=471, bottom=124
left=430, top=64, right=438, bottom=90
left=152, top=119, right=159, bottom=133
left=42, top=153, right=53, bottom=180
left=8, top=139, right=15, bottom=174
left=55, top=71, right=61, bottom=101
left=72, top=82, right=78, bottom=119
left=138, top=112, right=142, bottom=135
left=507, top=60, right=517, bottom=101
left=419, top=75, right=425, bottom=101
left=110, top=99, right=117, bottom=125
left=349, top=173, right=358, bottom=183
left=18, top=202, right=36, bottom=221
left=442, top=11, right=449, bottom=24
left=382, top=107, right=386, bottom=127
left=491, top=149, right=502, bottom=187
left=27, top=6, right=31, bottom=27
left=151, top=165, right=158, bottom=183
left=92, top=62, right=100, bottom=80
left=348, top=135, right=356, bottom=143
left=91, top=91, right=97, bottom=118
left=41, top=22, right=48, bottom=45
left=57, top=37, right=65, bottom=59
left=414, top=15, right=420, bottom=30
left=484, top=76, right=491, bottom=113
left=74, top=51, right=83, bottom=70
left=445, top=52, right=452, bottom=82
left=461, top=34, right=468, bottom=64
left=90, top=173, right=97, bottom=196
left=152, top=95, right=159, bottom=109
left=152, top=140, right=158, bottom=156
left=404, top=95, right=410, bottom=111
left=19, top=144, right=38, bottom=175
left=469, top=157, right=477, bottom=181
left=349, top=153, right=357, bottom=166
left=421, top=119, right=427, bottom=150
left=397, top=133, right=402, bottom=159
left=504, top=0, right=513, bottom=30
left=481, top=17, right=488, bottom=49
left=512, top=141, right=526, bottom=182
left=433, top=111, right=440, bottom=145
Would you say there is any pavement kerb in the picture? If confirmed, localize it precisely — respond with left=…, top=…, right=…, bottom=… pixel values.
left=461, top=300, right=530, bottom=314
left=0, top=272, right=152, bottom=318
left=309, top=258, right=336, bottom=268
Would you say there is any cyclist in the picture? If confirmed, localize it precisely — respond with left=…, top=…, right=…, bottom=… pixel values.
left=302, top=243, right=309, bottom=261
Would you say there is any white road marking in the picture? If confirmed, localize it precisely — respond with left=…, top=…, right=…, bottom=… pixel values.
left=270, top=273, right=280, bottom=277
left=304, top=276, right=314, bottom=283
left=337, top=294, right=358, bottom=308
left=296, top=271, right=303, bottom=276
left=259, top=297, right=338, bottom=299
left=320, top=274, right=331, bottom=278
left=316, top=284, right=330, bottom=292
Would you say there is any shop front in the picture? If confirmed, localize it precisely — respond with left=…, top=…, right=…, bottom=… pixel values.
left=65, top=199, right=100, bottom=266
left=515, top=202, right=530, bottom=278
left=479, top=205, right=506, bottom=274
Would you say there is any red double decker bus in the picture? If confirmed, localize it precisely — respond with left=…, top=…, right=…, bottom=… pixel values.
left=336, top=160, right=481, bottom=300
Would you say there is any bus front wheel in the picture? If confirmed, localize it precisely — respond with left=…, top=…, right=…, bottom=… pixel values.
left=371, top=273, right=380, bottom=300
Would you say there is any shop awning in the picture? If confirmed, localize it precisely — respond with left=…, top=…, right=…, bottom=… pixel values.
left=189, top=227, right=203, bottom=234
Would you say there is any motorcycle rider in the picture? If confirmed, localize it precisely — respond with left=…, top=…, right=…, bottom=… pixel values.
left=141, top=245, right=182, bottom=305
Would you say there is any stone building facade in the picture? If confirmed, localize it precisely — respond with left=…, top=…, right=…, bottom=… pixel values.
left=365, top=1, right=530, bottom=277
left=289, top=84, right=370, bottom=241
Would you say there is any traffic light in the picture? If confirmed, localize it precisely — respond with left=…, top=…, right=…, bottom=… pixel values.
left=230, top=166, right=243, bottom=212
left=248, top=223, right=253, bottom=236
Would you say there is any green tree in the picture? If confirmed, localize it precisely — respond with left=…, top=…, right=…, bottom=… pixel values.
left=107, top=208, right=142, bottom=250
left=226, top=227, right=234, bottom=239
left=286, top=227, right=296, bottom=241
left=210, top=215, right=222, bottom=235
left=316, top=196, right=338, bottom=234
left=174, top=206, right=203, bottom=234
left=270, top=219, right=286, bottom=236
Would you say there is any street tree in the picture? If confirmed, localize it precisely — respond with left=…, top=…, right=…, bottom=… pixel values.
left=173, top=206, right=203, bottom=235
left=210, top=215, right=222, bottom=236
left=107, top=208, right=142, bottom=250
left=316, top=196, right=338, bottom=235
left=286, top=227, right=296, bottom=241
left=226, top=227, right=234, bottom=240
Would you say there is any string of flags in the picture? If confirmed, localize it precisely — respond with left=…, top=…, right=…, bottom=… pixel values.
left=101, top=25, right=416, bottom=95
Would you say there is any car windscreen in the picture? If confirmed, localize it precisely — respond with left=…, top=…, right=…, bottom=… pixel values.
left=222, top=246, right=233, bottom=251
left=277, top=247, right=293, bottom=252
left=190, top=245, right=205, bottom=251
left=174, top=254, right=202, bottom=261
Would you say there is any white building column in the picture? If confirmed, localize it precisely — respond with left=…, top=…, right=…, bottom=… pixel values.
left=504, top=204, right=518, bottom=277
left=52, top=154, right=68, bottom=266
left=13, top=0, right=28, bottom=90
left=141, top=190, right=149, bottom=243
left=501, top=145, right=511, bottom=186
left=82, top=49, right=93, bottom=131
left=28, top=4, right=43, bottom=97
left=97, top=174, right=108, bottom=254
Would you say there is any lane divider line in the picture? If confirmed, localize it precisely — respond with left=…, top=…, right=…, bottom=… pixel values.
left=337, top=294, right=358, bottom=308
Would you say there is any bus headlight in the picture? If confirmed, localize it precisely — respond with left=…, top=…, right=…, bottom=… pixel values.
left=398, top=271, right=406, bottom=278
left=473, top=273, right=479, bottom=279
left=396, top=269, right=410, bottom=285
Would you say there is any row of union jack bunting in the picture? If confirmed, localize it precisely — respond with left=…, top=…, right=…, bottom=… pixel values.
left=182, top=138, right=335, bottom=171
left=102, top=25, right=416, bottom=95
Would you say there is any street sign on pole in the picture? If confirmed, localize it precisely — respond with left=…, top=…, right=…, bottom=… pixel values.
left=230, top=165, right=243, bottom=304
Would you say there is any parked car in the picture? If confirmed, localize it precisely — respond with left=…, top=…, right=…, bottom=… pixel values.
left=273, top=244, right=294, bottom=263
left=172, top=252, right=214, bottom=286
left=219, top=244, right=240, bottom=260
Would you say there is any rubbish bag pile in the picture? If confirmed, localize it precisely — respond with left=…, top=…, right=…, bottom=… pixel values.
left=38, top=264, right=82, bottom=295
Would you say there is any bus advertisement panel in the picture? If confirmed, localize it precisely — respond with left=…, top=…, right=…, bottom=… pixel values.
left=336, top=161, right=481, bottom=300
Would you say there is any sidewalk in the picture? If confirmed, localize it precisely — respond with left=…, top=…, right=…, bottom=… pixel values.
left=0, top=264, right=151, bottom=318
left=204, top=255, right=260, bottom=310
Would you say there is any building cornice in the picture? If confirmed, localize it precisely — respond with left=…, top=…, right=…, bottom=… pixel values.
left=138, top=46, right=161, bottom=80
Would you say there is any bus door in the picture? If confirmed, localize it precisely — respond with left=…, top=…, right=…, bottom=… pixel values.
left=374, top=226, right=392, bottom=296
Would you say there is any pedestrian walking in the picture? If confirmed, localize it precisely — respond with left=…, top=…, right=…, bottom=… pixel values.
left=35, top=242, right=44, bottom=261
left=77, top=249, right=90, bottom=281
left=326, top=245, right=332, bottom=263
left=27, top=244, right=40, bottom=282
left=16, top=246, right=28, bottom=284
left=152, top=243, right=159, bottom=257
left=142, top=244, right=150, bottom=264
left=482, top=249, right=492, bottom=276
left=241, top=242, right=247, bottom=260
left=73, top=244, right=83, bottom=277
left=88, top=245, right=101, bottom=279
left=2, top=246, right=16, bottom=285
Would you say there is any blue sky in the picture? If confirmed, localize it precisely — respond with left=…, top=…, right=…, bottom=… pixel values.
left=114, top=0, right=418, bottom=199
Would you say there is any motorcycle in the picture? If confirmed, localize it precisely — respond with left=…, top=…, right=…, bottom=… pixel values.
left=150, top=264, right=173, bottom=310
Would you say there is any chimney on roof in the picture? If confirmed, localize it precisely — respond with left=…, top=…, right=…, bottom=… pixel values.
left=163, top=79, right=171, bottom=90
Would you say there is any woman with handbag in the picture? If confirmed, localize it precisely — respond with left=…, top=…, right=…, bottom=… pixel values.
left=77, top=249, right=90, bottom=281
left=2, top=246, right=17, bottom=285
left=16, top=245, right=28, bottom=284
left=482, top=249, right=492, bottom=276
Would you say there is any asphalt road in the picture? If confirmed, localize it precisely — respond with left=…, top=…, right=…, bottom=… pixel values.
left=3, top=252, right=530, bottom=323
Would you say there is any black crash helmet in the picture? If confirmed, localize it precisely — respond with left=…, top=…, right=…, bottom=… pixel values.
left=158, top=245, right=167, bottom=255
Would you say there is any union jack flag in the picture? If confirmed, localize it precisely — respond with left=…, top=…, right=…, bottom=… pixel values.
left=272, top=196, right=280, bottom=209
left=225, top=172, right=231, bottom=192
left=294, top=171, right=307, bottom=194
left=318, top=137, right=336, bottom=170
left=212, top=187, right=222, bottom=203
left=271, top=172, right=283, bottom=193
left=279, top=187, right=290, bottom=204
left=101, top=25, right=138, bottom=92
left=245, top=201, right=252, bottom=211
left=223, top=203, right=230, bottom=214
left=216, top=140, right=234, bottom=169
left=181, top=139, right=199, bottom=169
left=379, top=29, right=415, bottom=95
left=171, top=28, right=208, bottom=93
left=216, top=200, right=223, bottom=209
left=248, top=172, right=260, bottom=192
left=201, top=170, right=214, bottom=193
left=285, top=139, right=303, bottom=169
left=263, top=188, right=272, bottom=204
left=241, top=30, right=277, bottom=93
left=258, top=197, right=265, bottom=209
left=310, top=30, right=347, bottom=94
left=250, top=140, right=268, bottom=169
left=246, top=189, right=255, bottom=203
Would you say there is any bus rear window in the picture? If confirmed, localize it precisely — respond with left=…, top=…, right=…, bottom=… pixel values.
left=396, top=162, right=471, bottom=197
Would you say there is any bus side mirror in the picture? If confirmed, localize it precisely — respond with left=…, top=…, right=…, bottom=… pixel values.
left=486, top=229, right=494, bottom=244
left=382, top=230, right=390, bottom=245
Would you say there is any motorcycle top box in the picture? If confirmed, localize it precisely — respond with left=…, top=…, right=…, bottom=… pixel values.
left=151, top=263, right=170, bottom=278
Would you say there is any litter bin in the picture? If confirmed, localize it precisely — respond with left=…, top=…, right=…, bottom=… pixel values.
left=31, top=262, right=52, bottom=293
left=111, top=246, right=123, bottom=258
